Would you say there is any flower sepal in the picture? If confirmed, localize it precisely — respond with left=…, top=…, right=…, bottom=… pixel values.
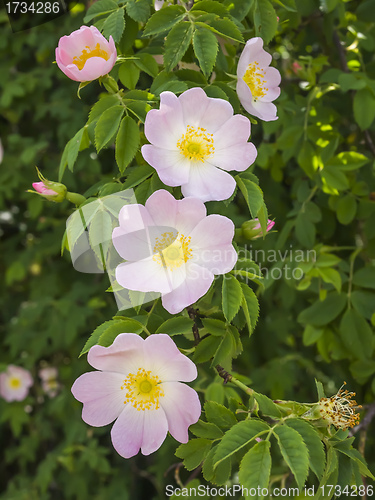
left=100, top=74, right=119, bottom=94
left=241, top=218, right=275, bottom=239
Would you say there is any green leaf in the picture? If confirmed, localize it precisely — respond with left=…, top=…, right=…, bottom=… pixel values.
left=339, top=308, right=373, bottom=359
left=115, top=116, right=140, bottom=174
left=88, top=209, right=113, bottom=266
left=175, top=438, right=212, bottom=471
left=338, top=72, right=367, bottom=92
left=203, top=18, right=244, bottom=43
left=353, top=88, right=375, bottom=130
left=351, top=290, right=375, bottom=320
left=88, top=94, right=120, bottom=124
left=122, top=164, right=154, bottom=189
left=297, top=292, right=347, bottom=326
left=125, top=0, right=150, bottom=23
left=223, top=0, right=253, bottom=20
left=95, top=105, right=124, bottom=152
left=164, top=22, right=194, bottom=72
left=286, top=419, right=325, bottom=481
left=337, top=195, right=357, bottom=225
left=253, top=0, right=278, bottom=44
left=238, top=441, right=271, bottom=500
left=321, top=165, right=349, bottom=191
left=202, top=445, right=232, bottom=485
left=201, top=318, right=227, bottom=336
left=273, top=424, right=309, bottom=490
left=317, top=268, right=342, bottom=293
left=213, top=419, right=270, bottom=468
left=143, top=5, right=185, bottom=36
left=118, top=61, right=140, bottom=90
left=204, top=401, right=237, bottom=429
left=222, top=275, right=243, bottom=323
left=326, top=151, right=369, bottom=171
left=236, top=176, right=264, bottom=219
left=80, top=319, right=144, bottom=356
left=253, top=392, right=282, bottom=418
left=191, top=0, right=229, bottom=16
left=193, top=335, right=221, bottom=363
left=295, top=212, right=315, bottom=248
left=303, top=324, right=324, bottom=345
left=189, top=420, right=224, bottom=439
left=155, top=316, right=194, bottom=335
left=84, top=0, right=118, bottom=22
left=102, top=8, right=125, bottom=43
left=193, top=28, right=218, bottom=78
left=133, top=53, right=159, bottom=78
left=240, top=283, right=259, bottom=336
left=315, top=379, right=326, bottom=399
left=150, top=71, right=188, bottom=95
left=352, top=266, right=375, bottom=290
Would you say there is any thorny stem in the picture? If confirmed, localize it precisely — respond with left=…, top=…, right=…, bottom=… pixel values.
left=186, top=306, right=201, bottom=345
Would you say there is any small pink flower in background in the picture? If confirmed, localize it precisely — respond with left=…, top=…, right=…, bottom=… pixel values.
left=39, top=367, right=59, bottom=398
left=241, top=218, right=275, bottom=239
left=56, top=26, right=117, bottom=82
left=292, top=61, right=303, bottom=74
left=71, top=333, right=201, bottom=458
left=0, top=138, right=3, bottom=164
left=0, top=365, right=33, bottom=402
left=112, top=189, right=238, bottom=314
left=141, top=87, right=257, bottom=202
left=236, top=37, right=281, bottom=122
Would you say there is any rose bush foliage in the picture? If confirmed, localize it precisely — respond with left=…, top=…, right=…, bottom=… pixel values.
left=1, top=0, right=375, bottom=498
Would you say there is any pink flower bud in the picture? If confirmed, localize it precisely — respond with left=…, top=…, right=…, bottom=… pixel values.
left=55, top=26, right=117, bottom=83
left=29, top=170, right=67, bottom=202
left=241, top=218, right=275, bottom=239
left=32, top=182, right=59, bottom=197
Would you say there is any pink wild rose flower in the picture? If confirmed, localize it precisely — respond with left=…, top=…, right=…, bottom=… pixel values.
left=71, top=333, right=201, bottom=458
left=112, top=189, right=238, bottom=314
left=0, top=365, right=33, bottom=402
left=56, top=26, right=117, bottom=82
left=39, top=367, right=60, bottom=398
left=236, top=37, right=281, bottom=122
left=141, top=87, right=257, bottom=202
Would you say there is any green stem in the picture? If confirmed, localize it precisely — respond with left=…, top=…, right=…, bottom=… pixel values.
left=229, top=376, right=255, bottom=396
left=66, top=192, right=86, bottom=206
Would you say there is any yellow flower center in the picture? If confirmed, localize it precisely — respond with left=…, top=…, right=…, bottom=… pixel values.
left=153, top=231, right=193, bottom=271
left=9, top=377, right=21, bottom=389
left=72, top=43, right=109, bottom=71
left=177, top=125, right=214, bottom=162
left=318, top=382, right=361, bottom=430
left=121, top=368, right=164, bottom=411
left=243, top=61, right=268, bottom=100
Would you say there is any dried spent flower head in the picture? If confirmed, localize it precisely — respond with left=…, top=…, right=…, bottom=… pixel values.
left=318, top=382, right=361, bottom=430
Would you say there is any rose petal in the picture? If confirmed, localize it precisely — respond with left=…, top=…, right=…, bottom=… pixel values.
left=116, top=257, right=175, bottom=294
left=178, top=87, right=233, bottom=133
left=211, top=142, right=257, bottom=172
left=161, top=263, right=214, bottom=314
left=181, top=162, right=236, bottom=202
left=143, top=334, right=197, bottom=382
left=144, top=92, right=185, bottom=149
left=72, top=372, right=126, bottom=426
left=110, top=404, right=145, bottom=458
left=87, top=333, right=145, bottom=373
left=141, top=145, right=190, bottom=186
left=160, top=382, right=201, bottom=443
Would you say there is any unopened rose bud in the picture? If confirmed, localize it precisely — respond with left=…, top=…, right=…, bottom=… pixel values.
left=30, top=175, right=67, bottom=203
left=241, top=218, right=275, bottom=239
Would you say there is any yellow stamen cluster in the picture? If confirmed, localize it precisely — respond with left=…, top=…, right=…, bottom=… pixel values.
left=177, top=125, right=214, bottom=162
left=9, top=377, right=21, bottom=389
left=153, top=231, right=192, bottom=271
left=243, top=61, right=268, bottom=100
left=318, top=382, right=361, bottom=430
left=72, top=43, right=109, bottom=70
left=121, top=368, right=164, bottom=411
